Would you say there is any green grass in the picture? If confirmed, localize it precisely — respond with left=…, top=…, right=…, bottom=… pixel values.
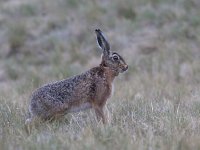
left=7, top=23, right=28, bottom=55
left=0, top=0, right=200, bottom=149
left=19, top=4, right=38, bottom=17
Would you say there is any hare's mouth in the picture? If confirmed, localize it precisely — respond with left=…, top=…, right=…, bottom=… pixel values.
left=120, top=65, right=128, bottom=73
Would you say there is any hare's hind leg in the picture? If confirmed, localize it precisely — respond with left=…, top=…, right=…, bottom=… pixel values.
left=25, top=116, right=37, bottom=134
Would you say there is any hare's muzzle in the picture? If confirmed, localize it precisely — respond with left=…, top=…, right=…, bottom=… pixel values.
left=122, top=65, right=128, bottom=72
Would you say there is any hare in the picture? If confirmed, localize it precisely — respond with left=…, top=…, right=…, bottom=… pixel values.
left=25, top=29, right=128, bottom=126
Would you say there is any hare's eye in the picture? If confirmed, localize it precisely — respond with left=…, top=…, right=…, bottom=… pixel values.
left=113, top=55, right=119, bottom=61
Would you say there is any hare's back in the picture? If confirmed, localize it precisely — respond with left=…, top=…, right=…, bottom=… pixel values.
left=31, top=73, right=94, bottom=104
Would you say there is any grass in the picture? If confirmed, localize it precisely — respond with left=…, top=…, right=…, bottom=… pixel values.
left=0, top=0, right=200, bottom=149
left=7, top=23, right=28, bottom=56
left=1, top=79, right=200, bottom=150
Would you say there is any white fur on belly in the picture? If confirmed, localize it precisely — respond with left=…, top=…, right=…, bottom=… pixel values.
left=68, top=102, right=92, bottom=113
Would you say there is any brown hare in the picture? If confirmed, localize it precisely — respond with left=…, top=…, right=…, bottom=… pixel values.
left=25, top=29, right=128, bottom=127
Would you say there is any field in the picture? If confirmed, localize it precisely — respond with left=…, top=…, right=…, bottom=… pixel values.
left=0, top=0, right=200, bottom=149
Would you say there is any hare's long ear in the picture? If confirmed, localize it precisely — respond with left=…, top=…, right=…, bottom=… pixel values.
left=95, top=29, right=110, bottom=56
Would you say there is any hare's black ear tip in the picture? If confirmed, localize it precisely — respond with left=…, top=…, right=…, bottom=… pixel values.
left=95, top=29, right=101, bottom=33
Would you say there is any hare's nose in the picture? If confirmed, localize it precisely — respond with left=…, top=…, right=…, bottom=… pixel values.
left=123, top=65, right=128, bottom=71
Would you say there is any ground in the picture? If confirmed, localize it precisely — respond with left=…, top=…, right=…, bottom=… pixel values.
left=0, top=0, right=200, bottom=149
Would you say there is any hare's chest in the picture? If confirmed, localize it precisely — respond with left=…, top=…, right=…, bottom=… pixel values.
left=111, top=83, right=114, bottom=97
left=107, top=82, right=114, bottom=98
left=103, top=81, right=114, bottom=99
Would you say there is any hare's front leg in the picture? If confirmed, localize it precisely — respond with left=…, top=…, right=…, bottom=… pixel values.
left=94, top=106, right=107, bottom=124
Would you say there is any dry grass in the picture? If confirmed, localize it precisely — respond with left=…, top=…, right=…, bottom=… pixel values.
left=0, top=0, right=200, bottom=149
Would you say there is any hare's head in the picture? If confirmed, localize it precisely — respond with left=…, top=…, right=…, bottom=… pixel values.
left=95, top=29, right=128, bottom=75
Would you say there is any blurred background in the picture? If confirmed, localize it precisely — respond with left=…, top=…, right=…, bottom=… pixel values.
left=1, top=0, right=200, bottom=149
left=0, top=0, right=199, bottom=90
